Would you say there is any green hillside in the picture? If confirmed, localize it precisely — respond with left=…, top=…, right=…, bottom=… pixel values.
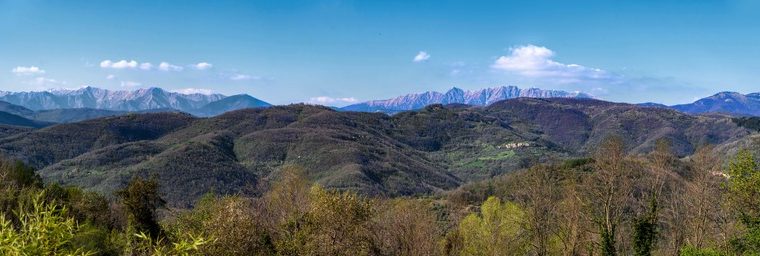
left=0, top=98, right=753, bottom=206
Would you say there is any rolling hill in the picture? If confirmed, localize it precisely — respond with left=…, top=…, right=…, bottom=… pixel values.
left=0, top=98, right=753, bottom=206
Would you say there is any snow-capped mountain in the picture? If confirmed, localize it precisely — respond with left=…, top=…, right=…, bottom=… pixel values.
left=341, top=86, right=592, bottom=113
left=0, top=86, right=229, bottom=112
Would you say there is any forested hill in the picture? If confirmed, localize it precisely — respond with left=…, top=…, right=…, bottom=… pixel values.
left=0, top=98, right=753, bottom=206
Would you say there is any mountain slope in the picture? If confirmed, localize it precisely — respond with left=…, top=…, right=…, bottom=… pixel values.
left=671, top=91, right=760, bottom=116
left=341, top=86, right=592, bottom=113
left=0, top=111, right=53, bottom=128
left=1, top=99, right=752, bottom=206
left=0, top=101, right=36, bottom=117
left=191, top=94, right=271, bottom=117
left=30, top=108, right=126, bottom=123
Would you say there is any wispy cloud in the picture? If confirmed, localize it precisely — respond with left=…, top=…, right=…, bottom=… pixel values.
left=413, top=51, right=430, bottom=62
left=491, top=45, right=620, bottom=84
left=172, top=88, right=215, bottom=95
left=139, top=63, right=153, bottom=70
left=120, top=81, right=142, bottom=88
left=99, top=60, right=191, bottom=71
left=193, top=62, right=213, bottom=70
left=28, top=77, right=65, bottom=87
left=158, top=62, right=183, bottom=72
left=229, top=74, right=258, bottom=81
left=106, top=74, right=116, bottom=80
left=307, top=96, right=358, bottom=106
left=12, top=66, right=46, bottom=75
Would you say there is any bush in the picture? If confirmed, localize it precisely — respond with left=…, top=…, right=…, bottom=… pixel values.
left=0, top=192, right=96, bottom=255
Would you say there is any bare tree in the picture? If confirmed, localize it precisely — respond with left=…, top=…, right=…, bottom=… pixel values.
left=586, top=136, right=632, bottom=256
left=515, top=165, right=563, bottom=255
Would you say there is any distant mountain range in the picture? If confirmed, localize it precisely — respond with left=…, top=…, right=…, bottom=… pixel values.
left=341, top=86, right=592, bottom=113
left=0, top=86, right=271, bottom=117
left=0, top=86, right=758, bottom=130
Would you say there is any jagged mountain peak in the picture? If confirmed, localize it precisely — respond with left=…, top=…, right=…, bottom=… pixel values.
left=341, top=85, right=592, bottom=114
left=0, top=87, right=266, bottom=115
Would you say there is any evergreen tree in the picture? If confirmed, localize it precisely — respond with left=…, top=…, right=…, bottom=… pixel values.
left=116, top=175, right=166, bottom=239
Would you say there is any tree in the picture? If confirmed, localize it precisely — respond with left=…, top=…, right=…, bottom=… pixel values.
left=169, top=194, right=274, bottom=256
left=682, top=146, right=729, bottom=250
left=725, top=149, right=760, bottom=253
left=588, top=136, right=631, bottom=256
left=515, top=165, right=563, bottom=255
left=633, top=196, right=658, bottom=256
left=458, top=196, right=528, bottom=256
left=0, top=159, right=41, bottom=189
left=372, top=199, right=440, bottom=256
left=116, top=175, right=166, bottom=239
left=278, top=186, right=375, bottom=256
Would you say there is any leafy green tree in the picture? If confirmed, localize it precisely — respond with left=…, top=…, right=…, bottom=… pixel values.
left=458, top=196, right=528, bottom=256
left=0, top=159, right=41, bottom=189
left=116, top=175, right=166, bottom=239
left=725, top=149, right=760, bottom=254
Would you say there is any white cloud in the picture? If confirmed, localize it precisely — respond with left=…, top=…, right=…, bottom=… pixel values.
left=230, top=74, right=258, bottom=81
left=172, top=88, right=214, bottom=95
left=139, top=62, right=153, bottom=70
left=11, top=66, right=46, bottom=75
left=491, top=45, right=619, bottom=83
left=100, top=60, right=140, bottom=69
left=413, top=51, right=430, bottom=62
left=193, top=62, right=213, bottom=70
left=158, top=62, right=183, bottom=72
left=120, top=81, right=142, bottom=88
left=307, top=96, right=358, bottom=106
left=106, top=74, right=116, bottom=80
left=28, top=77, right=64, bottom=86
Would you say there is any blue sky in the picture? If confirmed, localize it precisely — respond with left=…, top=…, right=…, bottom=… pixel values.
left=1, top=0, right=759, bottom=105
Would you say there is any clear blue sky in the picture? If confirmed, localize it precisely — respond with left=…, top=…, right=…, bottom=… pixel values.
left=1, top=0, right=759, bottom=105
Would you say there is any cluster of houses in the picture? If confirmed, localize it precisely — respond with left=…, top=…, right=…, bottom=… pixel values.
left=497, top=142, right=530, bottom=149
